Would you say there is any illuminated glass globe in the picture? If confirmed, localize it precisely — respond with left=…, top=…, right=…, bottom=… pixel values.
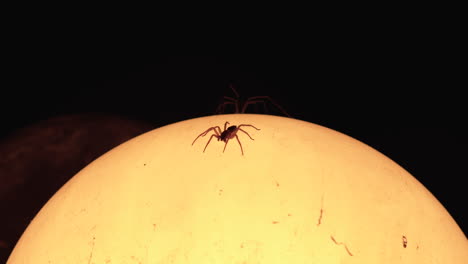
left=8, top=114, right=468, bottom=263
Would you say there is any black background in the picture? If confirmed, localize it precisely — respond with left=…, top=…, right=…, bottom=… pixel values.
left=2, top=25, right=466, bottom=259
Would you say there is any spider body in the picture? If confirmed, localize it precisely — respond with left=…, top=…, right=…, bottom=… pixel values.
left=192, top=122, right=260, bottom=155
left=220, top=125, right=237, bottom=142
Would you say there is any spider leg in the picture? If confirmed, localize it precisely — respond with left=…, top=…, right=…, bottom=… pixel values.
left=241, top=100, right=267, bottom=114
left=223, top=139, right=229, bottom=153
left=229, top=83, right=240, bottom=98
left=235, top=134, right=244, bottom=155
left=238, top=124, right=261, bottom=131
left=224, top=121, right=230, bottom=131
left=223, top=96, right=238, bottom=102
left=215, top=101, right=235, bottom=114
left=215, top=95, right=239, bottom=114
left=237, top=124, right=260, bottom=140
left=238, top=128, right=256, bottom=140
left=215, top=84, right=243, bottom=114
left=224, top=98, right=239, bottom=113
left=214, top=126, right=223, bottom=136
left=192, top=126, right=221, bottom=145
left=227, top=84, right=242, bottom=113
left=203, top=134, right=219, bottom=153
left=244, top=96, right=291, bottom=117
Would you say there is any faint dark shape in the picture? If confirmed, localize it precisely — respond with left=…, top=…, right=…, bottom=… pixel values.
left=88, top=236, right=95, bottom=264
left=215, top=84, right=291, bottom=117
left=402, top=235, right=407, bottom=248
left=330, top=235, right=353, bottom=256
left=272, top=221, right=279, bottom=224
left=0, top=241, right=7, bottom=249
left=192, top=121, right=260, bottom=155
left=0, top=114, right=153, bottom=263
left=317, top=195, right=324, bottom=226
left=317, top=208, right=323, bottom=226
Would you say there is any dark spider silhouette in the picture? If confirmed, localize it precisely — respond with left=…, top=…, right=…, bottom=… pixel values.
left=215, top=84, right=291, bottom=117
left=192, top=121, right=260, bottom=155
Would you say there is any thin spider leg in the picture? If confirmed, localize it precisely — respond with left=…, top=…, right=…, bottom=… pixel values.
left=227, top=84, right=241, bottom=112
left=237, top=124, right=260, bottom=140
left=238, top=124, right=261, bottom=131
left=215, top=101, right=235, bottom=114
left=222, top=96, right=240, bottom=113
left=223, top=96, right=238, bottom=102
left=216, top=84, right=241, bottom=114
left=215, top=99, right=240, bottom=114
left=224, top=121, right=230, bottom=131
left=210, top=126, right=222, bottom=137
left=244, top=96, right=291, bottom=117
left=192, top=127, right=221, bottom=145
left=238, top=128, right=255, bottom=140
left=235, top=135, right=244, bottom=155
left=241, top=100, right=267, bottom=113
left=216, top=93, right=239, bottom=113
left=229, top=84, right=240, bottom=98
left=223, top=139, right=229, bottom=153
left=203, top=134, right=219, bottom=152
left=214, top=126, right=222, bottom=136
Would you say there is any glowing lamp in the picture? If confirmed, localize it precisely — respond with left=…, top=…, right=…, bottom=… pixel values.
left=8, top=114, right=468, bottom=263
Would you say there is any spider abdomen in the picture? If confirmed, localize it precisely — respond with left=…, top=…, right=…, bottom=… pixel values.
left=220, top=126, right=238, bottom=141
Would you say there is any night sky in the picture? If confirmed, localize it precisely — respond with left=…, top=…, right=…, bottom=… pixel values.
left=2, top=41, right=466, bottom=256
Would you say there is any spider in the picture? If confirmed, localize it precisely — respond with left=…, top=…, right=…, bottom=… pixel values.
left=215, top=84, right=291, bottom=117
left=192, top=121, right=260, bottom=155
